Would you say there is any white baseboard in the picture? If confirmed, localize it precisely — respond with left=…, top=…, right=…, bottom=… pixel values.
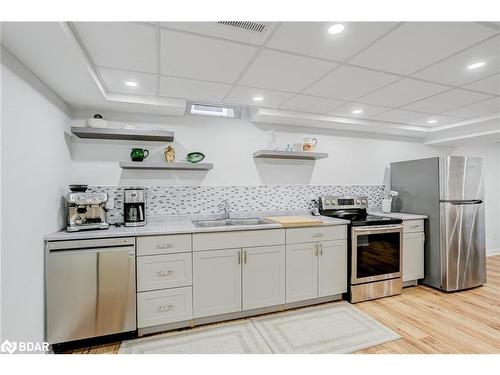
left=487, top=248, right=500, bottom=256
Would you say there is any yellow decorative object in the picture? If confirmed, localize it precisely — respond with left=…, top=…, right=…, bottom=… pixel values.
left=164, top=145, right=176, bottom=163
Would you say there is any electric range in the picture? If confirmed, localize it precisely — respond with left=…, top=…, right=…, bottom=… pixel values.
left=319, top=196, right=403, bottom=303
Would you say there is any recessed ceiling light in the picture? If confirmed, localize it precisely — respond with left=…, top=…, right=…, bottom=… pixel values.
left=467, top=61, right=486, bottom=70
left=427, top=119, right=438, bottom=124
left=328, top=24, right=345, bottom=35
left=352, top=109, right=363, bottom=115
left=124, top=81, right=138, bottom=87
left=253, top=96, right=264, bottom=102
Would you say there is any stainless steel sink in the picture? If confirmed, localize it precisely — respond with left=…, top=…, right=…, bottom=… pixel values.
left=192, top=219, right=231, bottom=227
left=192, top=218, right=268, bottom=228
left=229, top=218, right=268, bottom=225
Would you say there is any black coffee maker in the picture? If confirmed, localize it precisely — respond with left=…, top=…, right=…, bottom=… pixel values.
left=124, top=188, right=146, bottom=227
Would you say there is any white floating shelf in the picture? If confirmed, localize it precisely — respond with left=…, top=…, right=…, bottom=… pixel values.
left=253, top=150, right=328, bottom=160
left=72, top=126, right=174, bottom=142
left=119, top=161, right=213, bottom=171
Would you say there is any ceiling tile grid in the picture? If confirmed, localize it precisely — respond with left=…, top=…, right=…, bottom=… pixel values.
left=72, top=21, right=500, bottom=129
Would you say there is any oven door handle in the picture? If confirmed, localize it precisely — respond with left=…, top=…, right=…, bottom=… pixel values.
left=352, top=225, right=403, bottom=233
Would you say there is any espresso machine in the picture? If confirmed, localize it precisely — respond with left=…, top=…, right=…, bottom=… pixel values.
left=124, top=188, right=146, bottom=227
left=66, top=191, right=110, bottom=232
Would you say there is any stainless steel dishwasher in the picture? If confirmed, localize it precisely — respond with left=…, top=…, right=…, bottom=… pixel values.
left=46, top=237, right=136, bottom=344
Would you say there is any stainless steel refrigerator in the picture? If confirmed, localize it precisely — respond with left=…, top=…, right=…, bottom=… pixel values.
left=390, top=156, right=486, bottom=291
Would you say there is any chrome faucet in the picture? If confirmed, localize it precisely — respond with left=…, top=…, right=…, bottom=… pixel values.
left=218, top=199, right=231, bottom=219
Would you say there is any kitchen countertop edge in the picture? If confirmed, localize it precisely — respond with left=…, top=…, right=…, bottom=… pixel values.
left=45, top=215, right=350, bottom=242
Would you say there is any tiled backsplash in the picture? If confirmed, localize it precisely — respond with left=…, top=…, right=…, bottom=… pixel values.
left=88, top=185, right=386, bottom=223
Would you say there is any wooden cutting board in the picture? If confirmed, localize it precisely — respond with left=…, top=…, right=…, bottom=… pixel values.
left=264, top=216, right=323, bottom=227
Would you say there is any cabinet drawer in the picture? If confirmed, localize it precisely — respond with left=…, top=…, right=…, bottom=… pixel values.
left=192, top=229, right=285, bottom=251
left=137, top=234, right=191, bottom=256
left=137, top=253, right=192, bottom=292
left=286, top=225, right=347, bottom=244
left=403, top=220, right=424, bottom=233
left=137, top=287, right=193, bottom=328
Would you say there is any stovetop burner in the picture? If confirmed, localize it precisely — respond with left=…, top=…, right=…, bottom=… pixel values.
left=318, top=196, right=402, bottom=226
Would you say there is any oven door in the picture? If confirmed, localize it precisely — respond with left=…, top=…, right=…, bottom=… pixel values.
left=351, top=225, right=403, bottom=285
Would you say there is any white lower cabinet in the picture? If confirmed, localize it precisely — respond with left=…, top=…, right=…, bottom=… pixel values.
left=403, top=232, right=425, bottom=282
left=137, top=286, right=193, bottom=328
left=318, top=240, right=348, bottom=297
left=286, top=243, right=318, bottom=303
left=193, top=248, right=242, bottom=318
left=286, top=240, right=347, bottom=303
left=242, top=245, right=285, bottom=310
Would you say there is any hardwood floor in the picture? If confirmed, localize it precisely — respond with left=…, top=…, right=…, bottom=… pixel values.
left=65, top=255, right=500, bottom=354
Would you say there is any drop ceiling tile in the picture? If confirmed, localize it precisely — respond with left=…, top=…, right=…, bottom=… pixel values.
left=160, top=29, right=258, bottom=83
left=350, top=22, right=496, bottom=75
left=370, top=109, right=428, bottom=123
left=224, top=86, right=294, bottom=107
left=162, top=22, right=277, bottom=45
left=443, top=97, right=500, bottom=118
left=465, top=73, right=500, bottom=95
left=98, top=67, right=157, bottom=96
left=280, top=95, right=346, bottom=114
left=238, top=49, right=336, bottom=92
left=304, top=65, right=399, bottom=101
left=267, top=22, right=397, bottom=62
left=403, top=89, right=492, bottom=113
left=327, top=103, right=391, bottom=118
left=159, top=76, right=232, bottom=101
left=74, top=22, right=156, bottom=73
left=413, top=35, right=500, bottom=86
left=407, top=115, right=463, bottom=127
left=358, top=78, right=449, bottom=107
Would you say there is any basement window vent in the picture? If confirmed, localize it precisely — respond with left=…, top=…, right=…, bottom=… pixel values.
left=188, top=102, right=240, bottom=119
left=217, top=21, right=268, bottom=33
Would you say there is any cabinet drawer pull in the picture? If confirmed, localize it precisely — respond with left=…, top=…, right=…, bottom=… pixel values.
left=156, top=270, right=174, bottom=277
left=157, top=304, right=174, bottom=312
left=158, top=242, right=174, bottom=249
left=315, top=244, right=319, bottom=256
left=244, top=250, right=247, bottom=264
left=313, top=233, right=323, bottom=238
left=238, top=252, right=241, bottom=264
left=409, top=225, right=419, bottom=229
left=319, top=244, right=323, bottom=256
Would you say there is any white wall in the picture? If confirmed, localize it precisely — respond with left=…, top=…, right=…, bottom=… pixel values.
left=1, top=53, right=72, bottom=344
left=70, top=112, right=442, bottom=187
left=454, top=143, right=500, bottom=255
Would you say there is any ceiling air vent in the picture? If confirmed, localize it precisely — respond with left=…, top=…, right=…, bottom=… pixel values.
left=217, top=21, right=268, bottom=33
left=188, top=102, right=240, bottom=119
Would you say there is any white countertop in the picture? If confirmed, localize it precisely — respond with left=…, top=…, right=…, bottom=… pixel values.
left=369, top=211, right=428, bottom=220
left=45, top=214, right=350, bottom=242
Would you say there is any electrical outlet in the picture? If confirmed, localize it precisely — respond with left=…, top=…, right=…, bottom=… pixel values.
left=107, top=193, right=115, bottom=209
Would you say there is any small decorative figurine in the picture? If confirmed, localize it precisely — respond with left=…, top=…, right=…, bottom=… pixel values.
left=164, top=145, right=176, bottom=163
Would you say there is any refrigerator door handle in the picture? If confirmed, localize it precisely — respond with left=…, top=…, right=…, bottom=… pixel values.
left=440, top=199, right=483, bottom=205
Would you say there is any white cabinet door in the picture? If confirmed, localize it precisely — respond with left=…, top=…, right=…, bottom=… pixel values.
left=193, top=249, right=242, bottom=318
left=286, top=243, right=318, bottom=303
left=242, top=245, right=285, bottom=310
left=403, top=232, right=425, bottom=282
left=318, top=240, right=347, bottom=297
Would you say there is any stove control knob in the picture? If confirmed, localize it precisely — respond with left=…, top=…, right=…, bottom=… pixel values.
left=331, top=201, right=336, bottom=205
left=361, top=200, right=367, bottom=205
left=325, top=199, right=331, bottom=205
left=356, top=200, right=361, bottom=204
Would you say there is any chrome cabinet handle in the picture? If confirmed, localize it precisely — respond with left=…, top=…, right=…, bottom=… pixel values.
left=409, top=225, right=419, bottom=229
left=244, top=250, right=247, bottom=264
left=314, top=243, right=319, bottom=256
left=158, top=304, right=174, bottom=312
left=156, top=270, right=174, bottom=277
left=158, top=242, right=174, bottom=249
left=312, top=233, right=323, bottom=238
left=238, top=251, right=241, bottom=264
left=319, top=244, right=323, bottom=256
